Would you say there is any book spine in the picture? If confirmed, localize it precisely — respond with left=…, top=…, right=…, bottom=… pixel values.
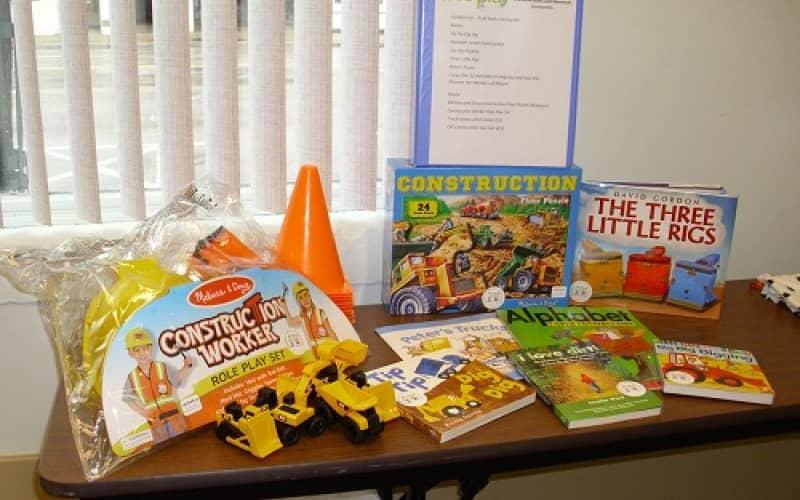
left=399, top=406, right=445, bottom=443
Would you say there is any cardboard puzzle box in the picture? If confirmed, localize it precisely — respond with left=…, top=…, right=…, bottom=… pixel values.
left=383, top=160, right=582, bottom=315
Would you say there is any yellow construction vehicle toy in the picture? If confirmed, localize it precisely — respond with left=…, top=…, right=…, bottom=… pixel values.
left=215, top=339, right=400, bottom=458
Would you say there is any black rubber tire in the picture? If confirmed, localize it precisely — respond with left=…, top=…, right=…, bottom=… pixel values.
left=389, top=286, right=436, bottom=315
left=343, top=418, right=367, bottom=444
left=254, top=387, right=278, bottom=409
left=349, top=370, right=368, bottom=388
left=215, top=420, right=242, bottom=441
left=513, top=270, right=534, bottom=292
left=224, top=402, right=244, bottom=421
left=715, top=376, right=743, bottom=387
left=306, top=415, right=328, bottom=437
left=442, top=406, right=463, bottom=417
left=276, top=423, right=300, bottom=446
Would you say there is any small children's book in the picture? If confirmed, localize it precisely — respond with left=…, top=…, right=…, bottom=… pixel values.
left=368, top=355, right=535, bottom=443
left=375, top=314, right=522, bottom=379
left=570, top=181, right=738, bottom=319
left=508, top=344, right=662, bottom=429
left=655, top=341, right=775, bottom=405
left=497, top=306, right=662, bottom=390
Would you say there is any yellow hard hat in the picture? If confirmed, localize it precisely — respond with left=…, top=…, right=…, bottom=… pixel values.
left=125, top=328, right=154, bottom=350
left=293, top=281, right=310, bottom=297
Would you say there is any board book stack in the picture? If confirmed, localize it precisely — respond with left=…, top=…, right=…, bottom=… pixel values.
left=383, top=160, right=582, bottom=316
left=367, top=351, right=535, bottom=442
left=655, top=340, right=775, bottom=405
left=374, top=314, right=522, bottom=379
left=570, top=181, right=738, bottom=319
left=507, top=343, right=661, bottom=429
left=496, top=306, right=662, bottom=390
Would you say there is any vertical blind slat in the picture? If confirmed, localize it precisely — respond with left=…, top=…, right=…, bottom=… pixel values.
left=295, top=0, right=333, bottom=206
left=58, top=0, right=101, bottom=223
left=109, top=0, right=145, bottom=220
left=379, top=0, right=415, bottom=178
left=340, top=0, right=379, bottom=210
left=202, top=0, right=239, bottom=200
left=248, top=0, right=286, bottom=213
left=153, top=1, right=194, bottom=203
left=11, top=0, right=51, bottom=225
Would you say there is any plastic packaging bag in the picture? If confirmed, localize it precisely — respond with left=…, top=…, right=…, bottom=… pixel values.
left=0, top=182, right=275, bottom=479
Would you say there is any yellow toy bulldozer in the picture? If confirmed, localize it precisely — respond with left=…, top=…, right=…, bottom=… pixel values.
left=215, top=339, right=400, bottom=458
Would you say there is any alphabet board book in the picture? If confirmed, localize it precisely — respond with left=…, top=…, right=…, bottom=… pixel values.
left=508, top=344, right=662, bottom=429
left=412, top=0, right=583, bottom=167
left=367, top=355, right=535, bottom=442
left=497, top=306, right=662, bottom=390
left=384, top=159, right=581, bottom=316
left=374, top=313, right=522, bottom=379
left=655, top=341, right=775, bottom=405
left=570, top=181, right=738, bottom=319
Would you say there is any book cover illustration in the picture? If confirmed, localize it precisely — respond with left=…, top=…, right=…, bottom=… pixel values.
left=369, top=357, right=535, bottom=442
left=497, top=306, right=662, bottom=390
left=655, top=341, right=775, bottom=405
left=384, top=161, right=581, bottom=315
left=508, top=344, right=661, bottom=429
left=375, top=314, right=522, bottom=379
left=571, top=181, right=738, bottom=319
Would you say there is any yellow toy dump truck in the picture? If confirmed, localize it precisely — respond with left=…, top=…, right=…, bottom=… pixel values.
left=215, top=339, right=399, bottom=457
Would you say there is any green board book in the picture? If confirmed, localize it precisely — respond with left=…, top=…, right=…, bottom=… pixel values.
left=508, top=344, right=662, bottom=429
left=497, top=306, right=662, bottom=390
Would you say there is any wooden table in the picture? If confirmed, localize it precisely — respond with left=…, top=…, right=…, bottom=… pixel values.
left=38, top=281, right=800, bottom=499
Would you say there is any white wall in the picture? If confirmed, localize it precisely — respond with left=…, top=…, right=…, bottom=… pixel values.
left=1, top=0, right=798, bottom=456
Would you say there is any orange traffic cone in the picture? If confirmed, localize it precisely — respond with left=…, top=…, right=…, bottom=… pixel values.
left=275, top=165, right=355, bottom=322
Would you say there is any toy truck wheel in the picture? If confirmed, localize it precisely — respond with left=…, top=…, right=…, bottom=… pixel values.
left=215, top=420, right=242, bottom=442
left=443, top=406, right=463, bottom=417
left=466, top=400, right=481, bottom=408
left=306, top=414, right=328, bottom=437
left=666, top=366, right=705, bottom=383
left=311, top=395, right=334, bottom=425
left=496, top=275, right=509, bottom=291
left=513, top=270, right=534, bottom=292
left=343, top=417, right=367, bottom=444
left=389, top=286, right=436, bottom=315
left=349, top=370, right=368, bottom=388
left=224, top=402, right=244, bottom=421
left=715, top=376, right=743, bottom=387
left=276, top=422, right=300, bottom=446
left=254, top=387, right=278, bottom=409
left=456, top=296, right=483, bottom=313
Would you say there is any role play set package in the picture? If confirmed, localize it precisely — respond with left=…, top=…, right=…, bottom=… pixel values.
left=0, top=169, right=398, bottom=480
left=570, top=182, right=738, bottom=319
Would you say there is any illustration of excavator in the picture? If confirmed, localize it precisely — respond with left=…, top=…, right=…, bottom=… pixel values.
left=215, top=339, right=400, bottom=458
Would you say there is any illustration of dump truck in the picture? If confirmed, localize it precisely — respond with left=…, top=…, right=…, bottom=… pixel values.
left=215, top=339, right=400, bottom=457
left=417, top=383, right=482, bottom=422
left=460, top=199, right=500, bottom=219
left=389, top=253, right=485, bottom=315
left=472, top=225, right=513, bottom=249
left=667, top=254, right=720, bottom=311
left=623, top=246, right=672, bottom=301
left=494, top=245, right=547, bottom=293
left=578, top=240, right=624, bottom=297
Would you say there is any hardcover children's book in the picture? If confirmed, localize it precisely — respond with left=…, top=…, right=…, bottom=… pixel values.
left=655, top=341, right=775, bottom=405
left=368, top=356, right=535, bottom=442
left=497, top=306, right=662, bottom=390
left=413, top=0, right=583, bottom=167
left=375, top=314, right=522, bottom=379
left=384, top=159, right=581, bottom=316
left=570, top=181, right=738, bottom=319
left=508, top=344, right=662, bottom=429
